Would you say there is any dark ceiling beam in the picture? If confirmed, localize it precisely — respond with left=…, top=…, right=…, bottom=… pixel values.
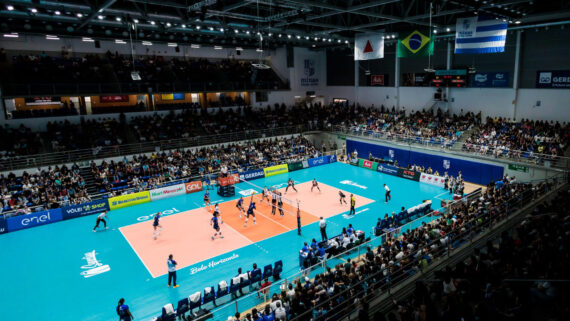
left=77, top=0, right=117, bottom=30
left=276, top=0, right=402, bottom=28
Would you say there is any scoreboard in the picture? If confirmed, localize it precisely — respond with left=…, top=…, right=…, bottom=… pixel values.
left=431, top=69, right=468, bottom=87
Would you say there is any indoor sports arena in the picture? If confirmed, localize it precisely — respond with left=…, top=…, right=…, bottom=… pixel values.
left=0, top=1, right=569, bottom=321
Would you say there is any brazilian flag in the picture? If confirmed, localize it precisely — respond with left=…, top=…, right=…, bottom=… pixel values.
left=397, top=30, right=434, bottom=58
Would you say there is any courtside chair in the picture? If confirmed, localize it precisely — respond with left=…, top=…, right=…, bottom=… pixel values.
left=161, top=303, right=176, bottom=321
left=189, top=292, right=202, bottom=315
left=203, top=286, right=216, bottom=307
left=262, top=264, right=273, bottom=280
left=239, top=272, right=250, bottom=290
left=217, top=280, right=229, bottom=300
left=249, top=268, right=262, bottom=290
left=230, top=276, right=241, bottom=298
left=175, top=298, right=190, bottom=320
left=273, top=260, right=283, bottom=279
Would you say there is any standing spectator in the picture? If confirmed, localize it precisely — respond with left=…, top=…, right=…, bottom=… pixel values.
left=167, top=254, right=179, bottom=288
left=319, top=217, right=328, bottom=241
left=116, top=298, right=134, bottom=321
left=274, top=301, right=287, bottom=321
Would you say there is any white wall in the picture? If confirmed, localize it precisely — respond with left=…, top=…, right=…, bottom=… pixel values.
left=448, top=88, right=516, bottom=120
left=516, top=89, right=570, bottom=123
left=0, top=34, right=268, bottom=60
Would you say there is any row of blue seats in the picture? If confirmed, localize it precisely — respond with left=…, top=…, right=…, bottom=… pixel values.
left=154, top=261, right=283, bottom=321
left=374, top=202, right=432, bottom=235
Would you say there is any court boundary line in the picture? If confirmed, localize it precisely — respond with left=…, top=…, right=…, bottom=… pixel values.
left=118, top=227, right=156, bottom=278
left=192, top=202, right=256, bottom=245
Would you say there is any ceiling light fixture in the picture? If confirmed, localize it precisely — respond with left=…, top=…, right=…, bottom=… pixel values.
left=116, top=17, right=121, bottom=22
left=30, top=8, right=37, bottom=13
left=150, top=21, right=156, bottom=25
left=181, top=24, right=186, bottom=28
left=98, top=15, right=104, bottom=20
left=77, top=13, right=83, bottom=18
left=214, top=45, right=223, bottom=50
left=54, top=10, right=61, bottom=15
left=166, top=22, right=171, bottom=27
left=82, top=37, right=94, bottom=42
left=6, top=5, right=14, bottom=11
left=3, top=33, right=19, bottom=38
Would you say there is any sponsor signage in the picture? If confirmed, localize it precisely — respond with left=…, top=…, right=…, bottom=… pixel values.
left=300, top=59, right=319, bottom=87
left=185, top=180, right=203, bottom=193
left=508, top=164, right=529, bottom=173
left=328, top=154, right=337, bottom=163
left=62, top=199, right=110, bottom=220
left=239, top=169, right=265, bottom=181
left=288, top=161, right=304, bottom=172
left=108, top=191, right=151, bottom=210
left=377, top=164, right=399, bottom=176
left=371, top=74, right=386, bottom=86
left=81, top=250, right=111, bottom=278
left=308, top=156, right=329, bottom=167
left=24, top=96, right=61, bottom=105
left=263, top=164, right=289, bottom=177
left=0, top=217, right=7, bottom=234
left=100, top=95, right=129, bottom=103
left=150, top=184, right=186, bottom=201
left=536, top=70, right=570, bottom=88
left=218, top=174, right=239, bottom=186
left=358, top=159, right=378, bottom=170
left=7, top=208, right=63, bottom=232
left=302, top=160, right=309, bottom=168
left=350, top=158, right=359, bottom=165
left=397, top=168, right=421, bottom=181
left=419, top=173, right=446, bottom=187
left=470, top=72, right=509, bottom=87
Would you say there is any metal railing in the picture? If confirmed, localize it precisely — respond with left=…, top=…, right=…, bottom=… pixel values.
left=0, top=125, right=307, bottom=171
left=332, top=125, right=570, bottom=169
left=2, top=80, right=289, bottom=97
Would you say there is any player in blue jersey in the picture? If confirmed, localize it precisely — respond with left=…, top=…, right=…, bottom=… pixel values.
left=236, top=197, right=245, bottom=218
left=204, top=190, right=212, bottom=211
left=211, top=211, right=223, bottom=240
left=152, top=212, right=162, bottom=240
left=244, top=199, right=256, bottom=227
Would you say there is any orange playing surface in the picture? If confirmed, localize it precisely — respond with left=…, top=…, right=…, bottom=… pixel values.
left=119, top=181, right=374, bottom=277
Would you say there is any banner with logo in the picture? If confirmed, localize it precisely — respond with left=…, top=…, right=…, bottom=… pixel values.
left=62, top=199, right=110, bottom=220
left=239, top=169, right=265, bottom=181
left=308, top=156, right=329, bottom=167
left=150, top=184, right=186, bottom=201
left=108, top=191, right=151, bottom=210
left=300, top=58, right=319, bottom=87
left=370, top=75, right=386, bottom=86
left=218, top=174, right=240, bottom=186
left=288, top=161, right=304, bottom=172
left=354, top=34, right=384, bottom=60
left=100, top=95, right=129, bottom=103
left=185, top=181, right=203, bottom=194
left=470, top=72, right=509, bottom=87
left=377, top=164, right=399, bottom=176
left=358, top=159, right=378, bottom=171
left=328, top=154, right=337, bottom=163
left=397, top=168, right=421, bottom=181
left=419, top=173, right=446, bottom=187
left=263, top=164, right=289, bottom=177
left=350, top=158, right=358, bottom=165
left=536, top=70, right=570, bottom=88
left=0, top=217, right=7, bottom=234
left=6, top=208, right=63, bottom=232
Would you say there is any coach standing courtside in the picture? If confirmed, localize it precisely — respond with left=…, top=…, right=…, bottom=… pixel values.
left=319, top=217, right=328, bottom=241
left=167, top=254, right=179, bottom=288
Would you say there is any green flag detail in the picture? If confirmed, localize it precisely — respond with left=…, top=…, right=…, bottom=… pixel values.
left=397, top=30, right=434, bottom=58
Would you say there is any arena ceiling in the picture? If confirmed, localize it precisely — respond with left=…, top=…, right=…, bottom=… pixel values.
left=1, top=0, right=570, bottom=49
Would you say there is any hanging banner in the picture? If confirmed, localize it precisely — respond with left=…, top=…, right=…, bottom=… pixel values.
left=470, top=72, right=509, bottom=87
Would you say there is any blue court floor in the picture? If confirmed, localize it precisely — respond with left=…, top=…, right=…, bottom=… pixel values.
left=0, top=162, right=445, bottom=321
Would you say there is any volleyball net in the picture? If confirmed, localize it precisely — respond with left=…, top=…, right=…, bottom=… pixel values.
left=234, top=178, right=300, bottom=219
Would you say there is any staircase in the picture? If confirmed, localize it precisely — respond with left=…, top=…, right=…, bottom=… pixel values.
left=451, top=125, right=478, bottom=152
left=79, top=167, right=99, bottom=194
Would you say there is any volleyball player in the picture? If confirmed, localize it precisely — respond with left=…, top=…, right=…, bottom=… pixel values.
left=339, top=191, right=347, bottom=205
left=262, top=186, right=270, bottom=202
left=92, top=211, right=109, bottom=232
left=153, top=212, right=162, bottom=240
left=271, top=189, right=277, bottom=215
left=211, top=211, right=223, bottom=240
left=204, top=189, right=212, bottom=211
left=285, top=178, right=297, bottom=193
left=277, top=192, right=285, bottom=217
left=236, top=196, right=245, bottom=218
left=311, top=178, right=321, bottom=192
left=244, top=199, right=257, bottom=227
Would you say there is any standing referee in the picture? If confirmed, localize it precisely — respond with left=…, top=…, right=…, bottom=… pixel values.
left=167, top=254, right=179, bottom=288
left=319, top=217, right=328, bottom=241
left=349, top=194, right=356, bottom=215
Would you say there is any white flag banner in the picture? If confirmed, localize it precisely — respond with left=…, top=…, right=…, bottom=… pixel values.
left=354, top=34, right=384, bottom=60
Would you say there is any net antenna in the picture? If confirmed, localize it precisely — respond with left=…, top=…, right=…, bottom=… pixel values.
left=252, top=0, right=271, bottom=70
